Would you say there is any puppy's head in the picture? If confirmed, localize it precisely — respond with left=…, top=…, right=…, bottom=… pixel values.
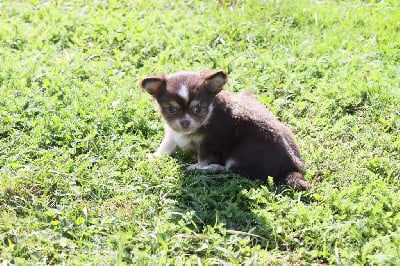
left=141, top=70, right=227, bottom=134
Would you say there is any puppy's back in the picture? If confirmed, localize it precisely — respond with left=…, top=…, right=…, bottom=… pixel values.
left=216, top=91, right=305, bottom=183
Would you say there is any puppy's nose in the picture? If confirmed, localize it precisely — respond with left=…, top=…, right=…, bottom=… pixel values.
left=180, top=120, right=191, bottom=129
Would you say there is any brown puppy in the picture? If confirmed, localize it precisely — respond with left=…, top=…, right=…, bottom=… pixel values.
left=141, top=70, right=312, bottom=190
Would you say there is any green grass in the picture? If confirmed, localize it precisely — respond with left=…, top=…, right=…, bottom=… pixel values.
left=1, top=0, right=399, bottom=264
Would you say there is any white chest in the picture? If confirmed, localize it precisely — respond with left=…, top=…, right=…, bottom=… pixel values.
left=173, top=133, right=191, bottom=148
left=172, top=132, right=202, bottom=150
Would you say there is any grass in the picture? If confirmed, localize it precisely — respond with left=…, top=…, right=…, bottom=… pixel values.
left=0, top=0, right=399, bottom=264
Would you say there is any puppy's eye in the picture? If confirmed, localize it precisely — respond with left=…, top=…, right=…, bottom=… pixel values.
left=192, top=105, right=202, bottom=114
left=166, top=106, right=177, bottom=114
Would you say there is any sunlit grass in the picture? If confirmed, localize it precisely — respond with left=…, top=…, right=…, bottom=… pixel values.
left=1, top=0, right=399, bottom=264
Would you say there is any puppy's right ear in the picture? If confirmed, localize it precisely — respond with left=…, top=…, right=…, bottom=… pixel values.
left=140, top=76, right=165, bottom=97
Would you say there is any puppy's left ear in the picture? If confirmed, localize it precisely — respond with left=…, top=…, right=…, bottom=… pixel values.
left=204, top=70, right=228, bottom=94
left=140, top=75, right=166, bottom=97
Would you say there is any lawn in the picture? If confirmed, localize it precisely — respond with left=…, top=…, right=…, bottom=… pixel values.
left=0, top=0, right=399, bottom=264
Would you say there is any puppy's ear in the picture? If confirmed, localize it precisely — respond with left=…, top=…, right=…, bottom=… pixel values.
left=204, top=70, right=228, bottom=94
left=140, top=76, right=166, bottom=97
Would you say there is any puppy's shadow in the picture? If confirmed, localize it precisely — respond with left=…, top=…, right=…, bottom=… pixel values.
left=171, top=152, right=317, bottom=248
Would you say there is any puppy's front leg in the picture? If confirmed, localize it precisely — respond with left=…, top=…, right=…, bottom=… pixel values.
left=151, top=128, right=177, bottom=158
left=187, top=163, right=226, bottom=172
left=187, top=149, right=225, bottom=172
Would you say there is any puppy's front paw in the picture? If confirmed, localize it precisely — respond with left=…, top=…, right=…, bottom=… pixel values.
left=186, top=163, right=202, bottom=170
left=187, top=163, right=226, bottom=173
left=146, top=152, right=161, bottom=160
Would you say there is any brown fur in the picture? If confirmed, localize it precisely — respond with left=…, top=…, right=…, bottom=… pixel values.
left=141, top=70, right=312, bottom=190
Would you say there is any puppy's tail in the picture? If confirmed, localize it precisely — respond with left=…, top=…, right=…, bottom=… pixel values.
left=285, top=172, right=313, bottom=191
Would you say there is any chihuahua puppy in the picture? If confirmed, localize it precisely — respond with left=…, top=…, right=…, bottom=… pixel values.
left=141, top=70, right=312, bottom=190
